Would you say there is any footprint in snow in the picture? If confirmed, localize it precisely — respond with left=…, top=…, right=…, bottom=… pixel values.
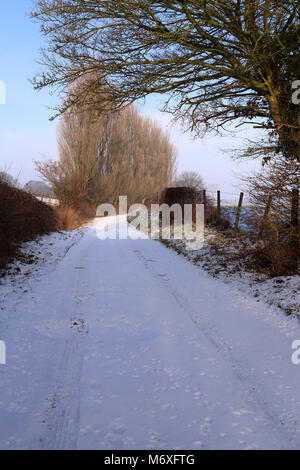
left=70, top=318, right=89, bottom=334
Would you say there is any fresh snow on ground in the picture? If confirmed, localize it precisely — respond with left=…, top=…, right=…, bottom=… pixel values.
left=0, top=216, right=300, bottom=450
left=129, top=210, right=300, bottom=317
left=163, top=228, right=300, bottom=318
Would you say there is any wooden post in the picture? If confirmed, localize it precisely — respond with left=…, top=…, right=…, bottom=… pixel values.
left=291, top=188, right=299, bottom=270
left=234, top=192, right=244, bottom=231
left=217, top=190, right=221, bottom=221
left=258, top=195, right=273, bottom=240
left=202, top=189, right=206, bottom=207
left=291, top=188, right=299, bottom=232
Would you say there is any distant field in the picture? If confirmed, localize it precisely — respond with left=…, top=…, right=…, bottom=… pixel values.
left=35, top=196, right=59, bottom=206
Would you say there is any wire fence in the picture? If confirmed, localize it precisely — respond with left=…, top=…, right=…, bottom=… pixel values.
left=205, top=189, right=252, bottom=207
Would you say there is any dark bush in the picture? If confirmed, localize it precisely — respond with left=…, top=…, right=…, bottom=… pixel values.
left=0, top=182, right=57, bottom=268
left=161, top=186, right=230, bottom=230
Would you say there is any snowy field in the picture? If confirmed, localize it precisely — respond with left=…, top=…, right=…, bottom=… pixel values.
left=0, top=216, right=300, bottom=450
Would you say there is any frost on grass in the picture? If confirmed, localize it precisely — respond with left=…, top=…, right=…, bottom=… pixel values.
left=161, top=227, right=300, bottom=318
left=128, top=210, right=299, bottom=318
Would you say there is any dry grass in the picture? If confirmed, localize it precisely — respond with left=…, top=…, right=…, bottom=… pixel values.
left=204, top=204, right=231, bottom=230
left=251, top=241, right=299, bottom=277
left=53, top=205, right=84, bottom=231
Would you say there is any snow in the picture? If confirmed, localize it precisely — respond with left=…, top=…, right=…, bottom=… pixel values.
left=36, top=196, right=59, bottom=206
left=0, top=216, right=300, bottom=450
left=221, top=205, right=257, bottom=232
left=162, top=227, right=300, bottom=318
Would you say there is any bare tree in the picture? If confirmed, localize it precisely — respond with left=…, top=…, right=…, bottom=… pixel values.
left=36, top=106, right=105, bottom=208
left=0, top=171, right=18, bottom=188
left=175, top=171, right=205, bottom=192
left=31, top=1, right=300, bottom=164
left=245, top=156, right=299, bottom=230
left=36, top=103, right=177, bottom=210
left=98, top=105, right=177, bottom=204
left=243, top=156, right=299, bottom=273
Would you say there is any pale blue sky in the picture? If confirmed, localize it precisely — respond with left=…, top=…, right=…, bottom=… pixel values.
left=0, top=1, right=261, bottom=202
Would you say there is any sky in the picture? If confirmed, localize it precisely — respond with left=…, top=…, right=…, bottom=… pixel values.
left=0, top=1, right=262, bottom=203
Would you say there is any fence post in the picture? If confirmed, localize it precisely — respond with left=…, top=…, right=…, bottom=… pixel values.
left=217, top=190, right=221, bottom=221
left=202, top=189, right=206, bottom=207
left=291, top=188, right=299, bottom=270
left=291, top=188, right=299, bottom=231
left=234, top=192, right=244, bottom=231
left=258, top=195, right=273, bottom=240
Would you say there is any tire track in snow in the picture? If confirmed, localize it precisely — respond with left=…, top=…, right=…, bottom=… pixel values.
left=133, top=248, right=300, bottom=449
left=38, top=251, right=89, bottom=450
left=41, top=339, right=82, bottom=450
